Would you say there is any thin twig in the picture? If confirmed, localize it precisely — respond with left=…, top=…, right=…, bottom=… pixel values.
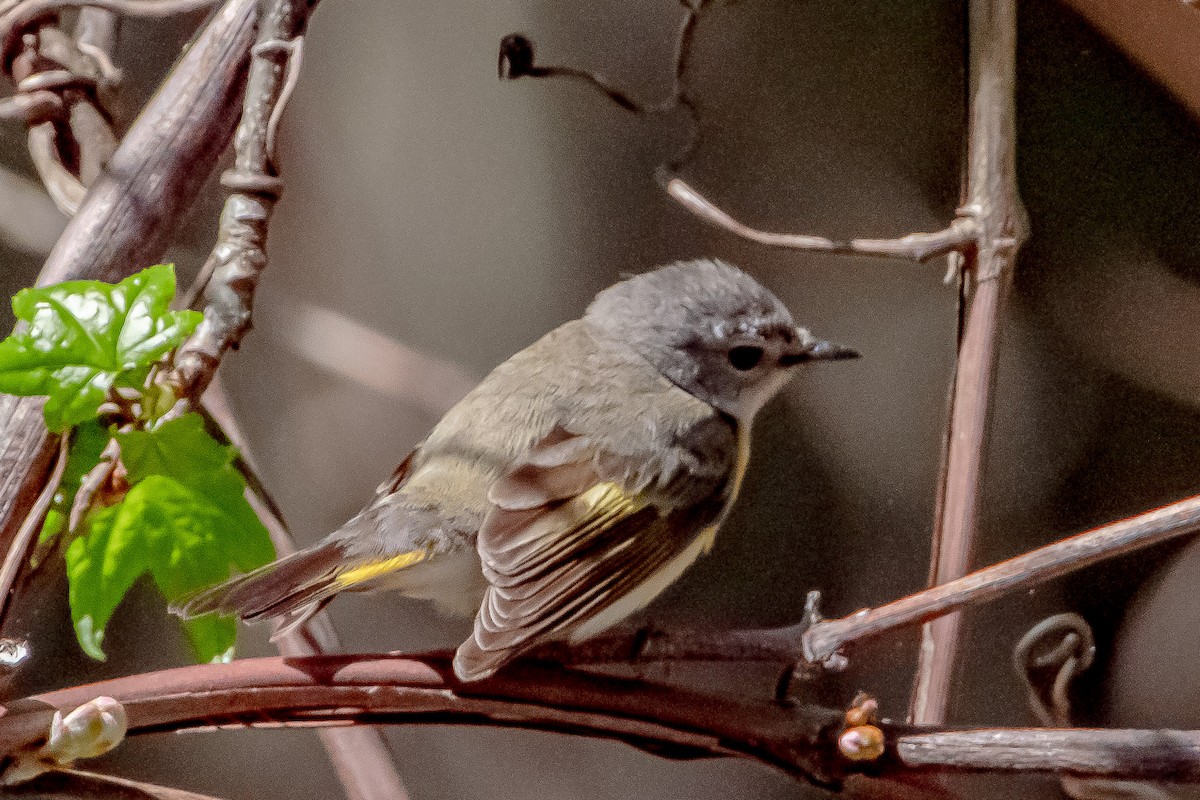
left=4, top=768, right=230, bottom=799
left=0, top=432, right=65, bottom=631
left=498, top=1, right=705, bottom=169
left=67, top=438, right=120, bottom=533
left=666, top=179, right=978, bottom=262
left=169, top=0, right=312, bottom=406
left=500, top=17, right=985, bottom=264
left=909, top=0, right=1029, bottom=725
left=803, top=491, right=1200, bottom=665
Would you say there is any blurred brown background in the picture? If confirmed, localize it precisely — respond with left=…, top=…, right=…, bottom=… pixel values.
left=4, top=0, right=1200, bottom=797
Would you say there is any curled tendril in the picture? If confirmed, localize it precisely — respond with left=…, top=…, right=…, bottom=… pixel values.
left=1012, top=612, right=1095, bottom=727
left=495, top=1, right=725, bottom=172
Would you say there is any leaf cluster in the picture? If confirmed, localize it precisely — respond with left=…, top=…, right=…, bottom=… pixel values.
left=0, top=267, right=274, bottom=662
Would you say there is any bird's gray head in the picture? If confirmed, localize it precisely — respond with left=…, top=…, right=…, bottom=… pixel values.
left=583, top=259, right=858, bottom=420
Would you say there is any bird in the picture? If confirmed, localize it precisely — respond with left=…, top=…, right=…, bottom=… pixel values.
left=175, top=258, right=858, bottom=681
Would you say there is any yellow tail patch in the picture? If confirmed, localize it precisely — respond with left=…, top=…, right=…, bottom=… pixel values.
left=334, top=550, right=427, bottom=588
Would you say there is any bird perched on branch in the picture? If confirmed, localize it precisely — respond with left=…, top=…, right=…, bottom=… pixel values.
left=175, top=258, right=857, bottom=681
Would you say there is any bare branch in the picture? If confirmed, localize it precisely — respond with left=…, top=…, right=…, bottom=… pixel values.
left=35, top=0, right=255, bottom=286
left=0, top=432, right=65, bottom=633
left=666, top=179, right=978, bottom=262
left=895, top=729, right=1200, bottom=780
left=909, top=0, right=1029, bottom=725
left=1, top=654, right=1199, bottom=786
left=0, top=0, right=257, bottom=637
left=169, top=0, right=313, bottom=405
left=252, top=291, right=476, bottom=413
left=499, top=18, right=985, bottom=264
left=201, top=376, right=412, bottom=800
left=803, top=492, right=1200, bottom=665
left=0, top=653, right=853, bottom=788
left=5, top=768, right=229, bottom=800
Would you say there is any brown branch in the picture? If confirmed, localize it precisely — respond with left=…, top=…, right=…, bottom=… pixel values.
left=0, top=654, right=851, bottom=788
left=35, top=0, right=254, bottom=286
left=519, top=491, right=1200, bottom=680
left=803, top=491, right=1200, bottom=665
left=0, top=653, right=851, bottom=788
left=0, top=0, right=256, bottom=636
left=169, top=0, right=312, bottom=404
left=201, top=376, right=412, bottom=800
left=0, top=433, right=65, bottom=631
left=0, top=654, right=1198, bottom=787
left=910, top=0, right=1029, bottom=726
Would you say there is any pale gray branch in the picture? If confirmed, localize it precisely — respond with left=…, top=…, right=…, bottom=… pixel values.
left=909, top=0, right=1029, bottom=725
left=666, top=178, right=978, bottom=262
left=804, top=492, right=1200, bottom=665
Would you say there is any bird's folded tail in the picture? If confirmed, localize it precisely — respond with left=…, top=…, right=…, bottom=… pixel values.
left=171, top=542, right=430, bottom=641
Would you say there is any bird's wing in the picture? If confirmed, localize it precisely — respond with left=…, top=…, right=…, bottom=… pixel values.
left=371, top=446, right=420, bottom=500
left=453, top=419, right=736, bottom=681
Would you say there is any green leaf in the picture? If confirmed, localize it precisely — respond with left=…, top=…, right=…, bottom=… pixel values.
left=0, top=266, right=202, bottom=431
left=116, top=413, right=233, bottom=484
left=65, top=468, right=275, bottom=663
left=65, top=502, right=149, bottom=661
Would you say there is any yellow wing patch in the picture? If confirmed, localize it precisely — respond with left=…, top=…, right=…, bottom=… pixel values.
left=334, top=550, right=428, bottom=588
left=578, top=481, right=649, bottom=515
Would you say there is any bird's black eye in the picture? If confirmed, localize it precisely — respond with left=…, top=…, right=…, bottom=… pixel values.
left=727, top=345, right=764, bottom=371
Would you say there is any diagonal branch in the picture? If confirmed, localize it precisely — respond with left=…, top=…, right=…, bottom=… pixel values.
left=524, top=490, right=1200, bottom=680
left=803, top=491, right=1200, bottom=665
left=201, top=376, right=412, bottom=800
left=4, top=768, right=230, bottom=800
left=0, top=0, right=258, bottom=640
